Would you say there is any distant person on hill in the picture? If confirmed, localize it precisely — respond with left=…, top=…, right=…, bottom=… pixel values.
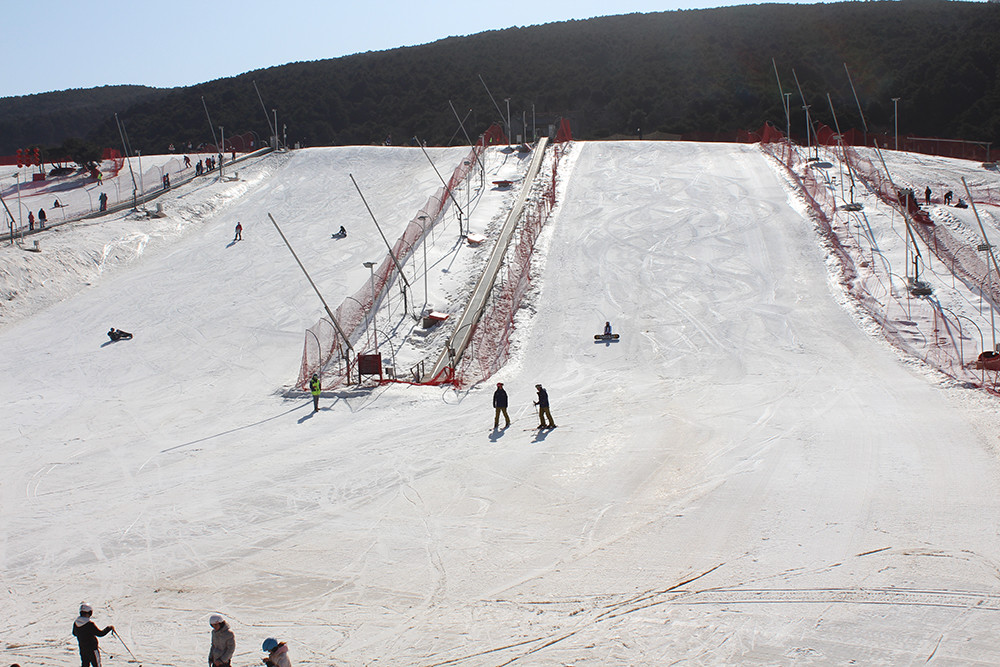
left=493, top=382, right=510, bottom=429
left=234, top=223, right=242, bottom=242
left=309, top=373, right=321, bottom=412
left=184, top=155, right=191, bottom=169
left=108, top=328, right=132, bottom=342
left=72, top=603, right=113, bottom=667
left=925, top=186, right=931, bottom=204
left=534, top=384, right=556, bottom=429
left=99, top=192, right=108, bottom=212
left=604, top=321, right=613, bottom=336
left=944, top=190, right=953, bottom=205
left=337, top=225, right=346, bottom=237
left=38, top=208, right=46, bottom=227
left=53, top=198, right=62, bottom=208
left=28, top=211, right=34, bottom=230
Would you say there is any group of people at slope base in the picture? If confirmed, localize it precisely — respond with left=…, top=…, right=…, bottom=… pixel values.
left=71, top=604, right=292, bottom=667
left=493, top=382, right=556, bottom=430
left=925, top=186, right=967, bottom=208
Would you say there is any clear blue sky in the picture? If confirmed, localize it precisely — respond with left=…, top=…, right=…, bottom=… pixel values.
left=5, top=0, right=822, bottom=98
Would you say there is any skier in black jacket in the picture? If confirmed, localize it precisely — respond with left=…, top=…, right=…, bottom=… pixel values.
left=534, top=384, right=556, bottom=429
left=493, top=382, right=510, bottom=429
left=73, top=603, right=114, bottom=667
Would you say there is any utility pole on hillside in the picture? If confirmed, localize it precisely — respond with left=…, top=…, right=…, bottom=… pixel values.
left=892, top=98, right=901, bottom=151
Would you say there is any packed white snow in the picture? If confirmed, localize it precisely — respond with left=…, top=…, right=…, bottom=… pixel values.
left=4, top=140, right=1000, bottom=666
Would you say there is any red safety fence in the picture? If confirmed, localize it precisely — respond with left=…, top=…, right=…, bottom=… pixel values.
left=295, top=124, right=506, bottom=390
left=452, top=137, right=570, bottom=388
left=761, top=139, right=995, bottom=387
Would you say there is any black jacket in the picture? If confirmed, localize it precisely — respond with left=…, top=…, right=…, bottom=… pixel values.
left=493, top=388, right=508, bottom=408
left=73, top=618, right=112, bottom=652
left=536, top=388, right=549, bottom=408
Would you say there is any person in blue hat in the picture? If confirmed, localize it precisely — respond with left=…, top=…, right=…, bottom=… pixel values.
left=262, top=638, right=291, bottom=667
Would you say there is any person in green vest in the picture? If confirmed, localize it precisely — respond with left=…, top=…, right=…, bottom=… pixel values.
left=309, top=373, right=321, bottom=412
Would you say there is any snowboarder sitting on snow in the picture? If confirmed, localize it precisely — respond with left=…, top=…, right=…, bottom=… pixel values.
left=493, top=382, right=510, bottom=429
left=338, top=225, right=346, bottom=237
left=108, top=328, right=133, bottom=342
left=604, top=321, right=613, bottom=336
left=73, top=603, right=113, bottom=667
left=262, top=638, right=291, bottom=667
left=208, top=614, right=235, bottom=667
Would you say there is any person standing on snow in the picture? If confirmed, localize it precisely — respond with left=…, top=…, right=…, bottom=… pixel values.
left=72, top=603, right=114, bottom=667
left=234, top=223, right=242, bottom=242
left=309, top=373, right=321, bottom=412
left=208, top=614, right=235, bottom=667
left=925, top=186, right=931, bottom=204
left=534, top=384, right=556, bottom=429
left=493, top=382, right=510, bottom=429
left=262, top=638, right=291, bottom=667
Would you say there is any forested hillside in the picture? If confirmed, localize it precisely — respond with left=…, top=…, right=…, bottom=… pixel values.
left=2, top=1, right=999, bottom=155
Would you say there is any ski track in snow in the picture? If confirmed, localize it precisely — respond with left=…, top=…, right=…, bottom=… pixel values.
left=4, top=141, right=1000, bottom=665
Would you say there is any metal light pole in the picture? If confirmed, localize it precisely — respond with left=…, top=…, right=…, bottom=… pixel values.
left=15, top=172, right=22, bottom=231
left=136, top=150, right=144, bottom=208
left=784, top=93, right=792, bottom=143
left=418, top=215, right=429, bottom=310
left=504, top=97, right=511, bottom=147
left=272, top=109, right=278, bottom=149
left=802, top=104, right=812, bottom=155
left=892, top=97, right=900, bottom=151
left=364, top=261, right=378, bottom=353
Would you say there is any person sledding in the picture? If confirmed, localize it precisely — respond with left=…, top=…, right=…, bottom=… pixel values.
left=108, top=328, right=133, bottom=342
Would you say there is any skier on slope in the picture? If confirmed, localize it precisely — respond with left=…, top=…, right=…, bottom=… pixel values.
left=208, top=614, right=236, bottom=667
left=534, top=384, right=556, bottom=429
left=493, top=382, right=510, bottom=429
left=73, top=603, right=114, bottom=667
left=309, top=373, right=321, bottom=412
left=262, top=638, right=292, bottom=667
left=234, top=223, right=242, bottom=242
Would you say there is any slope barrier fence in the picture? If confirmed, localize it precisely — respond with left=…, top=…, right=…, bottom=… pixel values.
left=761, top=139, right=994, bottom=387
left=295, top=124, right=507, bottom=390
left=450, top=139, right=569, bottom=388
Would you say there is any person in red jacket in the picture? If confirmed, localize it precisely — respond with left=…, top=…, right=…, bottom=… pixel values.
left=73, top=603, right=114, bottom=667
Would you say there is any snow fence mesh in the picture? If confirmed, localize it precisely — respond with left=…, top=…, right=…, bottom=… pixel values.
left=452, top=139, right=569, bottom=388
left=761, top=139, right=996, bottom=387
left=296, top=125, right=507, bottom=390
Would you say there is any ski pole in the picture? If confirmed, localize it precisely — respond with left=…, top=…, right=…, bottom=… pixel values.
left=112, top=628, right=140, bottom=664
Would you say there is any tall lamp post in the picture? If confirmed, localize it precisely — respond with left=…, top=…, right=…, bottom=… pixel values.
left=418, top=215, right=429, bottom=310
left=363, top=261, right=378, bottom=353
left=504, top=97, right=511, bottom=148
left=784, top=93, right=792, bottom=143
left=15, top=171, right=23, bottom=233
left=892, top=97, right=900, bottom=151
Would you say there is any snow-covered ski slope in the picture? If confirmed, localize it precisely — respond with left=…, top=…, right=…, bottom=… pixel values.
left=5, top=141, right=1000, bottom=666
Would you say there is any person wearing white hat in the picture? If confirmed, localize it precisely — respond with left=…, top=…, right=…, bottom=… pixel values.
left=208, top=614, right=235, bottom=667
left=72, top=603, right=114, bottom=667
